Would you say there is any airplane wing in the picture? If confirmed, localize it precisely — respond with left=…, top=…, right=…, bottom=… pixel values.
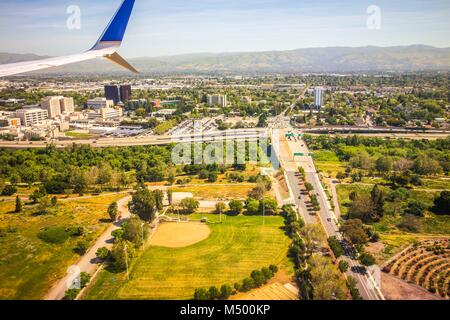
left=0, top=0, right=137, bottom=77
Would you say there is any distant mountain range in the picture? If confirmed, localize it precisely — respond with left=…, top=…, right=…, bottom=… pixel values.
left=1, top=45, right=449, bottom=75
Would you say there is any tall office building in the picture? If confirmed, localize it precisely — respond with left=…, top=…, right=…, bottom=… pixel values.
left=59, top=97, right=75, bottom=114
left=104, top=85, right=120, bottom=105
left=314, top=87, right=324, bottom=108
left=207, top=94, right=227, bottom=108
left=41, top=96, right=62, bottom=118
left=119, top=85, right=132, bottom=102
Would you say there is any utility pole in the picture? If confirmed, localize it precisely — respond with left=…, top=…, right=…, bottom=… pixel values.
left=124, top=244, right=129, bottom=281
left=141, top=222, right=145, bottom=251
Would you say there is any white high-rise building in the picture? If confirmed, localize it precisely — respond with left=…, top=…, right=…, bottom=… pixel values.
left=15, top=108, right=48, bottom=126
left=207, top=94, right=227, bottom=108
left=41, top=96, right=63, bottom=118
left=314, top=87, right=324, bottom=108
left=60, top=97, right=75, bottom=114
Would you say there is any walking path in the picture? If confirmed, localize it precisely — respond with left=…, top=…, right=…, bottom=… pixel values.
left=44, top=195, right=132, bottom=300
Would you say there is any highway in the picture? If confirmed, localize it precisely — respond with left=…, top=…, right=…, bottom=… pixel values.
left=274, top=128, right=384, bottom=300
left=0, top=129, right=268, bottom=149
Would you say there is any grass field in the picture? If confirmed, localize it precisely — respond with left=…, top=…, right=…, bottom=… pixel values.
left=0, top=193, right=124, bottom=300
left=169, top=184, right=255, bottom=200
left=83, top=214, right=292, bottom=300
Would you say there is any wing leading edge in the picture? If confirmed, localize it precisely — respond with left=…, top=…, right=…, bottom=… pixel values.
left=0, top=0, right=137, bottom=77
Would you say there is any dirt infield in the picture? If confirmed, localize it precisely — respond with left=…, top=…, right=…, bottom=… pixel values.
left=150, top=222, right=211, bottom=248
left=230, top=283, right=298, bottom=300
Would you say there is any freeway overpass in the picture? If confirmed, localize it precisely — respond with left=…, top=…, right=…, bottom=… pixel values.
left=0, top=129, right=269, bottom=149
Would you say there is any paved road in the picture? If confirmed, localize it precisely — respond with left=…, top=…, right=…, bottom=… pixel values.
left=275, top=129, right=383, bottom=300
left=44, top=195, right=131, bottom=300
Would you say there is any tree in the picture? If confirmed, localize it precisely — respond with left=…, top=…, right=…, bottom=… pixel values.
left=74, top=240, right=89, bottom=255
left=300, top=224, right=325, bottom=257
left=397, top=214, right=420, bottom=232
left=29, top=185, right=47, bottom=204
left=327, top=236, right=344, bottom=258
left=404, top=200, right=427, bottom=217
left=180, top=198, right=200, bottom=214
left=241, top=277, right=255, bottom=292
left=70, top=168, right=87, bottom=196
left=260, top=198, right=278, bottom=215
left=228, top=200, right=243, bottom=215
left=122, top=217, right=144, bottom=247
left=152, top=189, right=164, bottom=211
left=51, top=196, right=58, bottom=207
left=96, top=247, right=110, bottom=260
left=370, top=184, right=384, bottom=221
left=15, top=196, right=22, bottom=213
left=246, top=198, right=260, bottom=215
left=128, top=185, right=157, bottom=222
left=207, top=172, right=218, bottom=183
left=251, top=270, right=266, bottom=287
left=208, top=286, right=220, bottom=300
left=1, top=185, right=17, bottom=196
left=219, top=284, right=233, bottom=300
left=308, top=255, right=347, bottom=300
left=194, top=288, right=210, bottom=300
left=359, top=252, right=376, bottom=267
left=167, top=189, right=173, bottom=206
left=339, top=260, right=349, bottom=273
left=108, top=202, right=118, bottom=221
left=340, top=219, right=369, bottom=246
left=432, top=191, right=450, bottom=215
left=215, top=202, right=226, bottom=214
left=375, top=156, right=393, bottom=173
left=305, top=182, right=314, bottom=192
left=413, top=155, right=442, bottom=175
left=111, top=241, right=133, bottom=271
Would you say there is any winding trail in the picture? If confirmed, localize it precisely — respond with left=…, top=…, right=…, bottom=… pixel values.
left=44, top=195, right=132, bottom=300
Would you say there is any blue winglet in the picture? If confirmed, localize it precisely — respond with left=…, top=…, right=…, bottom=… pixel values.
left=95, top=0, right=135, bottom=45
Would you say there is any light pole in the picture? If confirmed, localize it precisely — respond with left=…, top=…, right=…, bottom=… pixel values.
left=124, top=244, right=130, bottom=281
left=262, top=199, right=265, bottom=226
left=141, top=222, right=145, bottom=251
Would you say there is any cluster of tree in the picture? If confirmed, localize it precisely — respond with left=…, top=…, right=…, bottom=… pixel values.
left=280, top=206, right=349, bottom=300
left=128, top=184, right=164, bottom=221
left=305, top=136, right=450, bottom=181
left=339, top=219, right=377, bottom=266
left=193, top=265, right=278, bottom=300
left=0, top=144, right=173, bottom=192
left=348, top=185, right=385, bottom=223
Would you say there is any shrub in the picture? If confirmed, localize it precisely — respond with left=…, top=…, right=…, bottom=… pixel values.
left=228, top=200, right=243, bottom=215
left=327, top=236, right=344, bottom=258
left=241, top=277, right=255, bottom=292
left=339, top=260, right=349, bottom=273
left=251, top=270, right=266, bottom=287
left=74, top=240, right=89, bottom=255
left=233, top=282, right=242, bottom=292
left=193, top=288, right=210, bottom=300
left=67, top=226, right=84, bottom=237
left=37, top=226, right=69, bottom=244
left=220, top=284, right=233, bottom=300
left=63, top=288, right=80, bottom=300
left=80, top=272, right=91, bottom=288
left=359, top=252, right=376, bottom=267
left=208, top=286, right=220, bottom=300
left=269, top=264, right=278, bottom=274
left=1, top=185, right=17, bottom=196
left=261, top=267, right=273, bottom=280
left=96, top=247, right=110, bottom=260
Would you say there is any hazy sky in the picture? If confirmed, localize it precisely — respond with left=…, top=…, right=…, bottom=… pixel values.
left=0, top=0, right=449, bottom=58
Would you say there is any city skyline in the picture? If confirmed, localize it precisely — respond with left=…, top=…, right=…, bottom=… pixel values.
left=0, top=0, right=449, bottom=58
